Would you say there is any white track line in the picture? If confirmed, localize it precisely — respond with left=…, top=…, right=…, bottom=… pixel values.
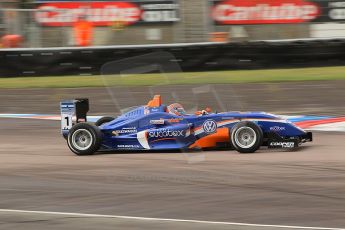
left=0, top=209, right=343, bottom=230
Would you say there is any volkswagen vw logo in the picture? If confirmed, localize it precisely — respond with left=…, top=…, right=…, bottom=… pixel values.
left=202, top=119, right=217, bottom=134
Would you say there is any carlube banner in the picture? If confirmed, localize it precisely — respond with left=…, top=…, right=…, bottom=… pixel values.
left=211, top=0, right=321, bottom=24
left=35, top=0, right=179, bottom=26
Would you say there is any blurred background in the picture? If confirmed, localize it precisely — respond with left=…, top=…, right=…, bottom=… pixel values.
left=2, top=0, right=345, bottom=77
left=0, top=0, right=345, bottom=116
left=0, top=0, right=344, bottom=48
left=1, top=2, right=345, bottom=229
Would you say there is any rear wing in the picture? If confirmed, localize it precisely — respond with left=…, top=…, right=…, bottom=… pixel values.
left=60, top=98, right=89, bottom=134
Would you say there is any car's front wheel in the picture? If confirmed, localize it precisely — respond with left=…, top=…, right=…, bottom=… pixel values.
left=230, top=121, right=263, bottom=153
left=67, top=123, right=102, bottom=156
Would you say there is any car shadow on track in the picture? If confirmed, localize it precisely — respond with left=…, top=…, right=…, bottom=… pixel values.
left=92, top=145, right=313, bottom=156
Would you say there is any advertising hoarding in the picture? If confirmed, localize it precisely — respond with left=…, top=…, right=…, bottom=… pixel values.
left=34, top=0, right=179, bottom=26
left=211, top=0, right=345, bottom=25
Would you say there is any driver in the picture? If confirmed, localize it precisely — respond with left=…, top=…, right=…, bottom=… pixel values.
left=167, top=103, right=186, bottom=116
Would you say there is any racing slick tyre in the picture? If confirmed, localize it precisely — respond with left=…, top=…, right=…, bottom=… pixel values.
left=230, top=121, right=263, bottom=154
left=67, top=123, right=102, bottom=156
left=95, top=117, right=114, bottom=126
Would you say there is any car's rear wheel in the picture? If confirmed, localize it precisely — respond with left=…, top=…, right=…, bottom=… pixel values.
left=67, top=123, right=102, bottom=156
left=95, top=116, right=114, bottom=126
left=230, top=121, right=263, bottom=153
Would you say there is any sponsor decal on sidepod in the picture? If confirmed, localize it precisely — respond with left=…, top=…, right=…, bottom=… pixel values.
left=112, top=127, right=137, bottom=135
left=148, top=129, right=185, bottom=138
left=202, top=119, right=218, bottom=134
left=117, top=144, right=140, bottom=149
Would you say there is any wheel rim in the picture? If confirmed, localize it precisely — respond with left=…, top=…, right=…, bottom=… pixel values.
left=71, top=129, right=93, bottom=151
left=234, top=127, right=257, bottom=149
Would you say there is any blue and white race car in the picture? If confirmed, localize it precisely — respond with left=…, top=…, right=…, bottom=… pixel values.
left=60, top=95, right=312, bottom=155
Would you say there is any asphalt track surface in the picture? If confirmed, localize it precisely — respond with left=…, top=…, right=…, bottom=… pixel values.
left=1, top=118, right=345, bottom=230
left=0, top=81, right=345, bottom=230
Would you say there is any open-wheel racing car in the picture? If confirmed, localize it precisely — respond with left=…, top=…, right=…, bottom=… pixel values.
left=60, top=95, right=312, bottom=155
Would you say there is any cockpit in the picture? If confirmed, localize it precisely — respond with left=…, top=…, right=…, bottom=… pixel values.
left=146, top=95, right=210, bottom=116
